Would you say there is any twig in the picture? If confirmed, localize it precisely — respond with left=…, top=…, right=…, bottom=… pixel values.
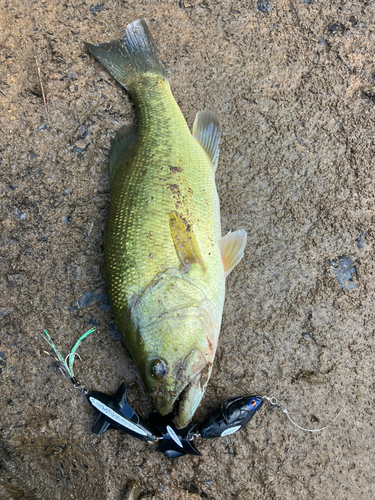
left=34, top=48, right=48, bottom=115
left=296, top=143, right=313, bottom=158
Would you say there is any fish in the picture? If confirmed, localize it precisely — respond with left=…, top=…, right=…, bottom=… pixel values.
left=85, top=19, right=247, bottom=428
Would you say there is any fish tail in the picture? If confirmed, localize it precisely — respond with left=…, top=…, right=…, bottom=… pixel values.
left=84, top=19, right=168, bottom=90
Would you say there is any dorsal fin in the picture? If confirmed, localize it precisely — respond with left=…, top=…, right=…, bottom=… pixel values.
left=109, top=125, right=138, bottom=184
left=192, top=110, right=221, bottom=171
left=219, top=230, right=247, bottom=277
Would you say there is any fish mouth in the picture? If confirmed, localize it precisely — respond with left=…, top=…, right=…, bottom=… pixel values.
left=148, top=349, right=212, bottom=429
left=172, top=364, right=211, bottom=429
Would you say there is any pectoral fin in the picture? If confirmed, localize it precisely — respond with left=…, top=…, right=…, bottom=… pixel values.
left=192, top=110, right=221, bottom=172
left=169, top=211, right=204, bottom=268
left=219, top=230, right=247, bottom=277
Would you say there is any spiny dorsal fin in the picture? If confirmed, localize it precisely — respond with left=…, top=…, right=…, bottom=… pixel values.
left=219, top=230, right=247, bottom=277
left=109, top=125, right=138, bottom=184
left=169, top=211, right=204, bottom=268
left=192, top=110, right=221, bottom=172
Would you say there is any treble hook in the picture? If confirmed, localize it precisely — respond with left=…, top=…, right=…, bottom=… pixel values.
left=64, top=352, right=82, bottom=366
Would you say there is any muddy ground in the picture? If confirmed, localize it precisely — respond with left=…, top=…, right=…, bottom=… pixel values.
left=1, top=0, right=375, bottom=499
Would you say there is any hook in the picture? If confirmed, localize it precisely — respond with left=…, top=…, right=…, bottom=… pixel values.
left=64, top=352, right=82, bottom=366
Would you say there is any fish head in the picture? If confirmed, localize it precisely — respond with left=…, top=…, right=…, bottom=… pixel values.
left=125, top=271, right=223, bottom=429
left=135, top=304, right=219, bottom=429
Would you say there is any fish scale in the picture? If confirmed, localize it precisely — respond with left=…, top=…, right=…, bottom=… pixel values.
left=106, top=81, right=221, bottom=305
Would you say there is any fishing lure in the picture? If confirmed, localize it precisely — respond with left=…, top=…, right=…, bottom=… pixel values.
left=41, top=330, right=341, bottom=458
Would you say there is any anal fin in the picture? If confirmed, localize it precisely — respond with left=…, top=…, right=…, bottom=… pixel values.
left=109, top=124, right=138, bottom=184
left=192, top=110, right=221, bottom=172
left=219, top=229, right=247, bottom=277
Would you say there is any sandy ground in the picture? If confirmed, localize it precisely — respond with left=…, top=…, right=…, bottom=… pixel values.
left=1, top=0, right=375, bottom=499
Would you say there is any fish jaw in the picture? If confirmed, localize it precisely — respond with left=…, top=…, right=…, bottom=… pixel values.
left=146, top=348, right=208, bottom=418
left=173, top=363, right=212, bottom=429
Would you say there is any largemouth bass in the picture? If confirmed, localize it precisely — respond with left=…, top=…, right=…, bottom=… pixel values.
left=85, top=20, right=247, bottom=428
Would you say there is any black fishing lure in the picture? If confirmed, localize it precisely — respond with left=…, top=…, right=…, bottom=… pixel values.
left=43, top=329, right=341, bottom=458
left=87, top=384, right=264, bottom=457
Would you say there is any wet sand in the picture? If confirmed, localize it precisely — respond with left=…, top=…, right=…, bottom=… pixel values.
left=1, top=1, right=375, bottom=498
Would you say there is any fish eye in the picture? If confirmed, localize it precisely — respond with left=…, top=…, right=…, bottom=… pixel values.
left=152, top=359, right=169, bottom=379
left=250, top=399, right=258, bottom=408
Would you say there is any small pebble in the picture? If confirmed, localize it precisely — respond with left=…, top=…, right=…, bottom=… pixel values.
left=90, top=4, right=103, bottom=12
left=257, top=0, right=272, bottom=13
left=327, top=255, right=356, bottom=291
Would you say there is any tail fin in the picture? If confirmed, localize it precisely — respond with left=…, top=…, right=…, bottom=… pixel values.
left=84, top=19, right=168, bottom=90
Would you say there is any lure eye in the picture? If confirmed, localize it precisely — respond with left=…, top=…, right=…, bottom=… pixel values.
left=152, top=359, right=169, bottom=379
left=250, top=399, right=257, bottom=408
